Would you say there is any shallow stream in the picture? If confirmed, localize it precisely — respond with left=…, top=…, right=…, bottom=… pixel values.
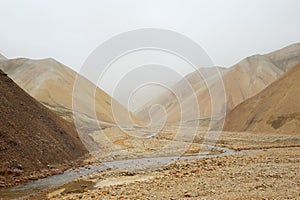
left=0, top=145, right=244, bottom=199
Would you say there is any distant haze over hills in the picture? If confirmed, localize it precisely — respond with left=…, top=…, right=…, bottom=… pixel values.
left=0, top=54, right=6, bottom=59
left=136, top=43, right=300, bottom=123
left=1, top=43, right=300, bottom=128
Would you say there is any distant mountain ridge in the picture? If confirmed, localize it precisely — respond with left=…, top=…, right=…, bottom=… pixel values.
left=136, top=43, right=300, bottom=124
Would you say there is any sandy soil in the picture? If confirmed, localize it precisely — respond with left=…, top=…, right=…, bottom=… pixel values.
left=34, top=147, right=300, bottom=200
left=86, top=125, right=300, bottom=161
left=24, top=125, right=300, bottom=200
left=224, top=64, right=300, bottom=134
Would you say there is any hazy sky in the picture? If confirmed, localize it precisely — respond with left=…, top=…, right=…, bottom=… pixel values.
left=1, top=0, right=300, bottom=70
left=1, top=0, right=300, bottom=109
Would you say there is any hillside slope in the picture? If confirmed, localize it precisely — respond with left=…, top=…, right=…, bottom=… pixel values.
left=0, top=69, right=87, bottom=187
left=223, top=64, right=300, bottom=134
left=0, top=54, right=6, bottom=59
left=136, top=43, right=300, bottom=124
left=0, top=58, right=137, bottom=126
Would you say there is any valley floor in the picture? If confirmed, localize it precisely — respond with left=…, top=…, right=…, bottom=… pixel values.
left=44, top=147, right=299, bottom=200
left=23, top=128, right=300, bottom=200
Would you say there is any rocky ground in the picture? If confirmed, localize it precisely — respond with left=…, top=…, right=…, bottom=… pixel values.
left=0, top=70, right=87, bottom=188
left=18, top=126, right=299, bottom=200
left=27, top=146, right=299, bottom=200
left=87, top=125, right=300, bottom=161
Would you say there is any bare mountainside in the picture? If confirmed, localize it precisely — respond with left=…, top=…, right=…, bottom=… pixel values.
left=137, top=43, right=300, bottom=123
left=223, top=64, right=300, bottom=134
left=0, top=58, right=138, bottom=126
left=0, top=54, right=6, bottom=59
left=0, top=70, right=87, bottom=187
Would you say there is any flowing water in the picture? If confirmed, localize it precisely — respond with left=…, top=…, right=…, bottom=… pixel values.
left=0, top=145, right=247, bottom=199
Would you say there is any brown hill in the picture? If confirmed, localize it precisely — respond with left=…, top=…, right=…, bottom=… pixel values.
left=136, top=67, right=227, bottom=123
left=223, top=64, right=300, bottom=134
left=0, top=70, right=87, bottom=187
left=136, top=43, right=300, bottom=124
left=0, top=54, right=6, bottom=59
left=266, top=43, right=300, bottom=71
left=0, top=58, right=138, bottom=126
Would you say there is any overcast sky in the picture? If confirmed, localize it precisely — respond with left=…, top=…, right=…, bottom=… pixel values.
left=1, top=0, right=300, bottom=109
left=1, top=0, right=300, bottom=70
